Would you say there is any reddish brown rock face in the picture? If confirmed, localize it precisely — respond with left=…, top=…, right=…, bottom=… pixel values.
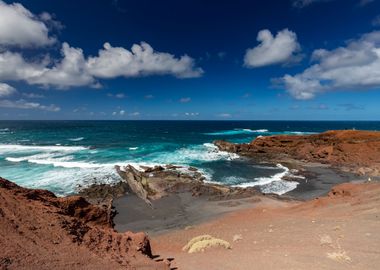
left=215, top=130, right=380, bottom=176
left=0, top=178, right=170, bottom=270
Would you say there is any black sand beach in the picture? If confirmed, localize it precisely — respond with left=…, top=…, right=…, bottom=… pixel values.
left=113, top=162, right=364, bottom=235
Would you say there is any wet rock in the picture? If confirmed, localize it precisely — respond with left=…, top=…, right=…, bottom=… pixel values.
left=78, top=181, right=130, bottom=202
left=114, top=164, right=260, bottom=204
left=116, top=165, right=152, bottom=206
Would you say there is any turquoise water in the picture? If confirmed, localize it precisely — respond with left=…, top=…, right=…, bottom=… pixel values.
left=1, top=121, right=379, bottom=195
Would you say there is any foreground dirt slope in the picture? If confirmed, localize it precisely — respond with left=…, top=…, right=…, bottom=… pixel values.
left=215, top=130, right=380, bottom=175
left=153, top=181, right=380, bottom=270
left=0, top=178, right=169, bottom=270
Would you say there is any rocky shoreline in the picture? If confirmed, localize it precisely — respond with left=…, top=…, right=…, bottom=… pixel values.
left=79, top=130, right=380, bottom=206
left=1, top=130, right=380, bottom=269
left=214, top=130, right=380, bottom=177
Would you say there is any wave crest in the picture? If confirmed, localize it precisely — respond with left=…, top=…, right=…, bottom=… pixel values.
left=233, top=164, right=299, bottom=195
left=68, top=137, right=84, bottom=141
left=0, top=144, right=87, bottom=153
left=204, top=128, right=269, bottom=136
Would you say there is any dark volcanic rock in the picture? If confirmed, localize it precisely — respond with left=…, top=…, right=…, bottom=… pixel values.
left=115, top=164, right=260, bottom=204
left=78, top=181, right=130, bottom=202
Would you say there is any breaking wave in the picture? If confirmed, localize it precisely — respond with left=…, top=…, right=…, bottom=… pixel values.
left=233, top=164, right=299, bottom=195
left=204, top=129, right=269, bottom=136
left=68, top=137, right=84, bottom=141
left=0, top=144, right=87, bottom=153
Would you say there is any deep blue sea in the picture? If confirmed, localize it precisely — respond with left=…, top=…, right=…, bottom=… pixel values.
left=1, top=120, right=379, bottom=196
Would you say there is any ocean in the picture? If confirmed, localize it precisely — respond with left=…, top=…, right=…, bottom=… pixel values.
left=1, top=120, right=379, bottom=196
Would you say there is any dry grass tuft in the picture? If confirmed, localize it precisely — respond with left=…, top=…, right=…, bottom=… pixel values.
left=182, top=235, right=214, bottom=251
left=182, top=235, right=231, bottom=253
left=327, top=250, right=352, bottom=262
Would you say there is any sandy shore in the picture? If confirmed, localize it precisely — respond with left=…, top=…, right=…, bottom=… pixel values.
left=113, top=162, right=362, bottom=235
left=151, top=181, right=380, bottom=270
left=114, top=192, right=281, bottom=235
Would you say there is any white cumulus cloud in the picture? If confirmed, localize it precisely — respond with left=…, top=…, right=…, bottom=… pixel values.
left=0, top=42, right=203, bottom=89
left=0, top=1, right=203, bottom=94
left=0, top=99, right=60, bottom=111
left=278, top=31, right=380, bottom=99
left=244, top=29, right=301, bottom=68
left=0, top=83, right=17, bottom=97
left=86, top=42, right=203, bottom=79
left=0, top=1, right=55, bottom=47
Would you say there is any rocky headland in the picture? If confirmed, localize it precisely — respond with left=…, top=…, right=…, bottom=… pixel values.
left=214, top=130, right=380, bottom=176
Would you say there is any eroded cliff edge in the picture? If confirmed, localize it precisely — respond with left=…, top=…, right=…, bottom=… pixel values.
left=0, top=178, right=170, bottom=270
left=215, top=130, right=380, bottom=177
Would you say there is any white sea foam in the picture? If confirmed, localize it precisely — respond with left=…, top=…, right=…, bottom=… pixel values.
left=5, top=157, right=25, bottom=162
left=177, top=143, right=239, bottom=162
left=286, top=131, right=317, bottom=135
left=140, top=143, right=239, bottom=165
left=260, top=180, right=299, bottom=195
left=243, top=129, right=269, bottom=133
left=27, top=160, right=104, bottom=168
left=129, top=147, right=138, bottom=150
left=233, top=164, right=299, bottom=195
left=0, top=128, right=9, bottom=131
left=68, top=137, right=84, bottom=141
left=36, top=166, right=122, bottom=196
left=0, top=144, right=87, bottom=153
left=6, top=153, right=74, bottom=164
left=204, top=129, right=269, bottom=136
left=250, top=164, right=282, bottom=170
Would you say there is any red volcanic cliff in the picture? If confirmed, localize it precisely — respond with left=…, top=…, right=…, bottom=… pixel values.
left=0, top=178, right=170, bottom=270
left=215, top=130, right=380, bottom=176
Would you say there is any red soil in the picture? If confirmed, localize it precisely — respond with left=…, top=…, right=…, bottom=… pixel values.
left=0, top=178, right=170, bottom=270
left=216, top=130, right=380, bottom=175
left=153, top=181, right=380, bottom=270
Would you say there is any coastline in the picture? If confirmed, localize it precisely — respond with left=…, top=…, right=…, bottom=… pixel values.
left=111, top=160, right=363, bottom=236
left=2, top=130, right=380, bottom=269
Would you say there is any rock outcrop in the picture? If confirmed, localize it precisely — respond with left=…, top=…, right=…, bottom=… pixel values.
left=215, top=130, right=380, bottom=176
left=0, top=178, right=170, bottom=270
left=114, top=164, right=260, bottom=204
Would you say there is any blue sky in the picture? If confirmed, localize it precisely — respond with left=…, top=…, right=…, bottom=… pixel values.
left=0, top=0, right=380, bottom=120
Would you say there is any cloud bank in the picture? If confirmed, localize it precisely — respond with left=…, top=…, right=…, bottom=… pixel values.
left=0, top=99, right=60, bottom=111
left=0, top=1, right=203, bottom=91
left=278, top=31, right=380, bottom=99
left=0, top=83, right=17, bottom=97
left=0, top=1, right=56, bottom=47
